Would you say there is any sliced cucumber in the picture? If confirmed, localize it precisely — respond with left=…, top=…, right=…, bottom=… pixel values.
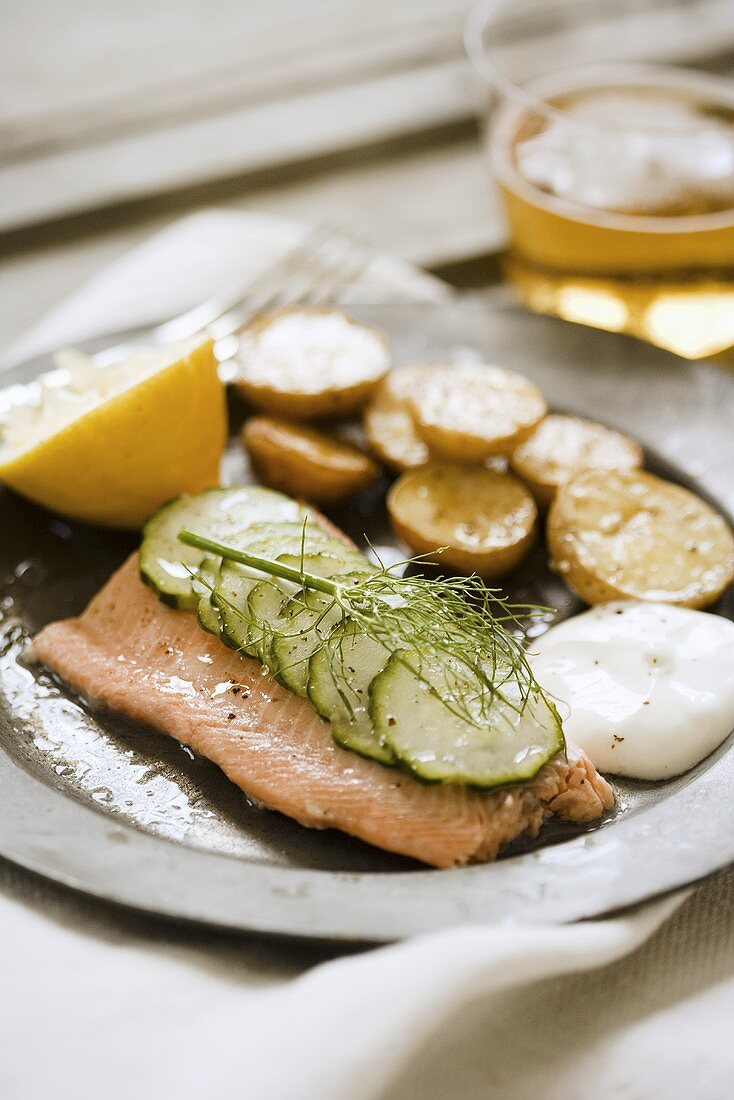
left=150, top=513, right=343, bottom=642
left=371, top=652, right=564, bottom=787
left=215, top=561, right=273, bottom=657
left=271, top=590, right=341, bottom=695
left=239, top=549, right=370, bottom=665
left=307, top=620, right=395, bottom=764
left=140, top=486, right=307, bottom=608
left=216, top=541, right=363, bottom=658
left=193, top=555, right=221, bottom=637
left=246, top=579, right=291, bottom=663
left=197, top=597, right=222, bottom=638
left=275, top=547, right=368, bottom=579
left=271, top=559, right=376, bottom=696
left=199, top=523, right=343, bottom=643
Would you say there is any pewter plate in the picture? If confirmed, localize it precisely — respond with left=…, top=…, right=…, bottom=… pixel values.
left=0, top=302, right=732, bottom=942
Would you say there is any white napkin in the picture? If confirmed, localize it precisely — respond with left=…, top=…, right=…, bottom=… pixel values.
left=0, top=209, right=448, bottom=371
left=0, top=883, right=686, bottom=1100
left=1, top=209, right=730, bottom=1100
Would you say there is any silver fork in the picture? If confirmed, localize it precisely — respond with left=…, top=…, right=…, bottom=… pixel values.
left=93, top=226, right=374, bottom=371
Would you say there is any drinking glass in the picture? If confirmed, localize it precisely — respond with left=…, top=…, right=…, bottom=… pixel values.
left=465, top=0, right=734, bottom=359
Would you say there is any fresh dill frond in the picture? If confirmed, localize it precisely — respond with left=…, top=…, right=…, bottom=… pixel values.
left=178, top=527, right=555, bottom=730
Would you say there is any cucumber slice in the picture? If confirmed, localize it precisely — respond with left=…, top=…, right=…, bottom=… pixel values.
left=197, top=596, right=221, bottom=637
left=246, top=579, right=291, bottom=663
left=193, top=555, right=221, bottom=637
left=216, top=541, right=363, bottom=658
left=371, top=652, right=564, bottom=787
left=199, top=523, right=343, bottom=642
left=191, top=553, right=219, bottom=599
left=307, top=621, right=395, bottom=764
left=215, top=562, right=276, bottom=657
left=239, top=551, right=370, bottom=664
left=140, top=486, right=307, bottom=608
left=271, top=560, right=376, bottom=695
left=272, top=590, right=341, bottom=695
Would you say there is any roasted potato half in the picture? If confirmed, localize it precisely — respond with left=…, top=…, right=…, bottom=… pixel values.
left=408, top=364, right=547, bottom=463
left=235, top=307, right=391, bottom=419
left=243, top=416, right=380, bottom=505
left=387, top=463, right=537, bottom=578
left=363, top=364, right=440, bottom=471
left=548, top=468, right=734, bottom=608
left=511, top=414, right=643, bottom=507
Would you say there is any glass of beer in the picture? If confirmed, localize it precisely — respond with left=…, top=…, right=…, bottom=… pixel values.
left=465, top=0, right=734, bottom=359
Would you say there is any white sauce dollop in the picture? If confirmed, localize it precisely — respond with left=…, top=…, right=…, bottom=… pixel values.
left=530, top=602, right=734, bottom=780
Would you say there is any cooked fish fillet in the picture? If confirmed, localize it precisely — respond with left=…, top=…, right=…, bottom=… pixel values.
left=30, top=555, right=613, bottom=868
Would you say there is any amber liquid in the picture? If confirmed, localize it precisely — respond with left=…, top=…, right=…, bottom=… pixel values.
left=491, top=67, right=734, bottom=360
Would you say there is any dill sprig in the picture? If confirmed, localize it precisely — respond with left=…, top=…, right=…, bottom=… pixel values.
left=178, top=527, right=555, bottom=731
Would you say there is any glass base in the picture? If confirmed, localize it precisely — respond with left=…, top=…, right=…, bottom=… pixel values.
left=503, top=256, right=734, bottom=363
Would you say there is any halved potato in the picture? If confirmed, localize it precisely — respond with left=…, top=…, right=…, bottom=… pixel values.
left=363, top=364, right=439, bottom=471
left=387, top=463, right=537, bottom=578
left=511, top=414, right=643, bottom=507
left=407, top=364, right=547, bottom=462
left=243, top=416, right=380, bottom=504
left=548, top=468, right=734, bottom=608
left=234, top=307, right=391, bottom=419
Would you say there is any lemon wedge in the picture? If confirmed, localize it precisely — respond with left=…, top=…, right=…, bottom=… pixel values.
left=0, top=337, right=226, bottom=529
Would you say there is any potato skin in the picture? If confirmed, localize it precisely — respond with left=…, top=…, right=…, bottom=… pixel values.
left=511, top=414, right=643, bottom=507
left=408, top=364, right=547, bottom=463
left=234, top=307, right=390, bottom=420
left=387, top=463, right=537, bottom=578
left=548, top=468, right=734, bottom=609
left=239, top=378, right=380, bottom=420
left=243, top=417, right=380, bottom=505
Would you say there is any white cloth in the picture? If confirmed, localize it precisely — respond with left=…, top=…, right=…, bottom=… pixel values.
left=1, top=209, right=732, bottom=1100
left=0, top=209, right=448, bottom=371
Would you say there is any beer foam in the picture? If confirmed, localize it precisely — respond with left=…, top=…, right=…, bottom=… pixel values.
left=513, top=88, right=734, bottom=215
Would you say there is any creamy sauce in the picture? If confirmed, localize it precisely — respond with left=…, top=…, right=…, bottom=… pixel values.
left=530, top=601, right=734, bottom=780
